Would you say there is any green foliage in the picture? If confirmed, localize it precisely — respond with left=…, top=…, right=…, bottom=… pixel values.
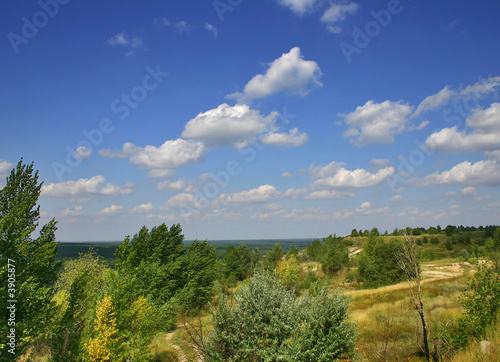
left=430, top=236, right=440, bottom=245
left=0, top=160, right=61, bottom=356
left=177, top=240, right=218, bottom=312
left=448, top=266, right=500, bottom=348
left=307, top=235, right=349, bottom=275
left=264, top=243, right=284, bottom=270
left=351, top=229, right=359, bottom=237
left=287, top=245, right=299, bottom=258
left=276, top=254, right=301, bottom=291
left=445, top=225, right=456, bottom=237
left=114, top=223, right=186, bottom=305
left=205, top=272, right=356, bottom=361
left=444, top=238, right=454, bottom=250
left=357, top=237, right=406, bottom=288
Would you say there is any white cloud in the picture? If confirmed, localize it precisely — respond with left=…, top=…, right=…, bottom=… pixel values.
left=228, top=47, right=322, bottom=102
left=259, top=128, right=308, bottom=147
left=165, top=193, right=207, bottom=210
left=283, top=187, right=308, bottom=198
left=413, top=85, right=455, bottom=117
left=109, top=139, right=204, bottom=173
left=41, top=176, right=134, bottom=198
left=416, top=160, right=500, bottom=186
left=107, top=33, right=129, bottom=46
left=158, top=178, right=187, bottom=191
left=175, top=21, right=192, bottom=34
left=99, top=149, right=127, bottom=159
left=460, top=76, right=500, bottom=97
left=340, top=100, right=413, bottom=146
left=390, top=195, right=403, bottom=202
left=461, top=186, right=477, bottom=195
left=98, top=205, right=124, bottom=215
left=277, top=0, right=317, bottom=14
left=220, top=185, right=281, bottom=203
left=321, top=3, right=359, bottom=33
left=305, top=190, right=355, bottom=199
left=182, top=103, right=277, bottom=148
left=61, top=206, right=83, bottom=217
left=282, top=171, right=293, bottom=178
left=75, top=145, right=91, bottom=159
left=204, top=23, right=218, bottom=38
left=355, top=201, right=389, bottom=216
left=370, top=158, right=391, bottom=171
left=0, top=159, right=14, bottom=179
left=132, top=203, right=154, bottom=213
left=309, top=161, right=395, bottom=188
left=486, top=150, right=500, bottom=161
left=425, top=103, right=500, bottom=153
left=107, top=33, right=143, bottom=56
left=266, top=203, right=283, bottom=210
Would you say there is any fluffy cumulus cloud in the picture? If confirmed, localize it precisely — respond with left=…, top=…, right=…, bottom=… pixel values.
left=165, top=193, right=207, bottom=210
left=309, top=161, right=395, bottom=188
left=259, top=128, right=308, bottom=147
left=228, top=47, right=322, bottom=102
left=61, top=206, right=83, bottom=217
left=132, top=203, right=154, bottom=213
left=277, top=0, right=317, bottom=14
left=416, top=160, right=500, bottom=186
left=219, top=185, right=281, bottom=203
left=355, top=201, right=389, bottom=216
left=41, top=176, right=134, bottom=198
left=0, top=159, right=14, bottom=179
left=321, top=2, right=359, bottom=33
left=98, top=205, right=124, bottom=216
left=182, top=103, right=277, bottom=148
left=340, top=100, right=413, bottom=146
left=425, top=103, right=500, bottom=153
left=102, top=139, right=204, bottom=175
left=75, top=145, right=91, bottom=159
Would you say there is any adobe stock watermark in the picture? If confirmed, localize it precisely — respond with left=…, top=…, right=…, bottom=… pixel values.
left=178, top=140, right=266, bottom=224
left=339, top=0, right=406, bottom=64
left=51, top=64, right=168, bottom=181
left=7, top=0, right=71, bottom=54
left=5, top=259, right=17, bottom=355
left=176, top=106, right=293, bottom=223
left=213, top=0, right=244, bottom=21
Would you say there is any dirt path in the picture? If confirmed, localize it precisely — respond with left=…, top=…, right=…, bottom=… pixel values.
left=165, top=326, right=204, bottom=362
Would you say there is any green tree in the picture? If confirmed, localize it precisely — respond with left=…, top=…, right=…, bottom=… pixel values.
left=370, top=228, right=379, bottom=237
left=264, top=243, right=284, bottom=270
left=0, top=160, right=61, bottom=356
left=287, top=245, right=299, bottom=259
left=357, top=237, right=406, bottom=287
left=445, top=225, right=455, bottom=237
left=178, top=240, right=218, bottom=311
left=204, top=272, right=356, bottom=361
left=222, top=245, right=243, bottom=284
left=307, top=239, right=321, bottom=260
left=449, top=265, right=500, bottom=348
left=350, top=229, right=359, bottom=237
left=114, top=223, right=186, bottom=305
left=318, top=235, right=349, bottom=275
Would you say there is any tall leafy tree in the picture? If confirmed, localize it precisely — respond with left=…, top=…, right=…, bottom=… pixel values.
left=114, top=223, right=185, bottom=304
left=0, top=160, right=61, bottom=356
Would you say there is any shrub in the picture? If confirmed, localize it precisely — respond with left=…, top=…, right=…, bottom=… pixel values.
left=204, top=272, right=356, bottom=361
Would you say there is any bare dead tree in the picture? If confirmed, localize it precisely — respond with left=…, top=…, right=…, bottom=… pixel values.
left=397, top=230, right=431, bottom=362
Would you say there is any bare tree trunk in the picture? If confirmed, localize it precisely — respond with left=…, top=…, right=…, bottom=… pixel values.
left=397, top=230, right=431, bottom=362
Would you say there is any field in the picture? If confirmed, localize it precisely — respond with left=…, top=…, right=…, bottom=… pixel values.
left=151, top=258, right=499, bottom=361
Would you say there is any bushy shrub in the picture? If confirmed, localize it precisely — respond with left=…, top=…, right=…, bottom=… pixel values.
left=205, top=271, right=356, bottom=361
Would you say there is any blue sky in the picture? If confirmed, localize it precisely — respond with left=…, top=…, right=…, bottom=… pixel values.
left=1, top=0, right=500, bottom=241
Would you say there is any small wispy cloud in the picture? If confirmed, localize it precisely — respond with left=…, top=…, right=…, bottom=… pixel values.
left=106, top=32, right=143, bottom=56
left=204, top=23, right=218, bottom=39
